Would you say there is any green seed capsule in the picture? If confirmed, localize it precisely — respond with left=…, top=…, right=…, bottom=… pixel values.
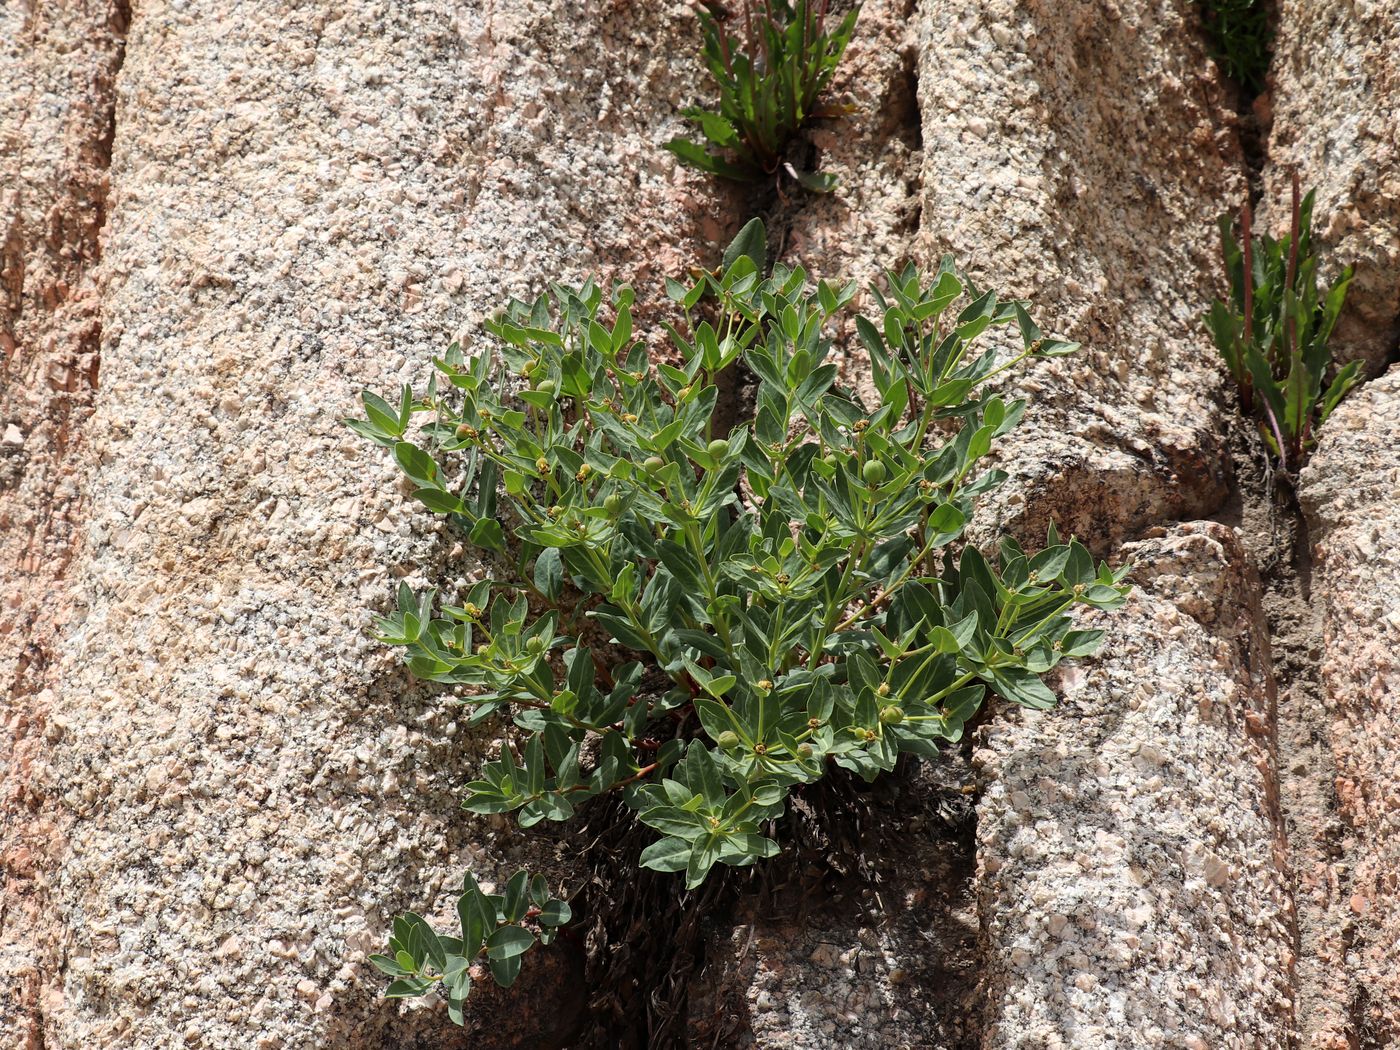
left=603, top=493, right=625, bottom=516
left=534, top=378, right=557, bottom=397
left=879, top=706, right=904, bottom=725
left=707, top=439, right=728, bottom=459
left=716, top=731, right=741, bottom=749
left=822, top=453, right=840, bottom=469
left=644, top=455, right=665, bottom=474
left=526, top=636, right=546, bottom=655
left=862, top=460, right=887, bottom=485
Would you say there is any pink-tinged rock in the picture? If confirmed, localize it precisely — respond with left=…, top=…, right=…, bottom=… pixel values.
left=1300, top=364, right=1400, bottom=1046
left=978, top=523, right=1295, bottom=1049
left=1264, top=1, right=1400, bottom=373
left=917, top=0, right=1243, bottom=552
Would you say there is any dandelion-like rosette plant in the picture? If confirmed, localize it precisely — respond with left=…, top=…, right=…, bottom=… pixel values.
left=665, top=0, right=860, bottom=192
left=1206, top=175, right=1358, bottom=474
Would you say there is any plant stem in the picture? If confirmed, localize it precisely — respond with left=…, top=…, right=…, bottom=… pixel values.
left=1241, top=192, right=1255, bottom=411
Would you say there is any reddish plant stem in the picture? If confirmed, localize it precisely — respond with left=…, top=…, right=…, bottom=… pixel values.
left=1283, top=172, right=1304, bottom=462
left=562, top=761, right=659, bottom=796
left=716, top=13, right=735, bottom=76
left=1241, top=193, right=1255, bottom=412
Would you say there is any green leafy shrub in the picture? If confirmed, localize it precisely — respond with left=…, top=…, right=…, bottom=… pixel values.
left=347, top=219, right=1129, bottom=1022
left=1197, top=0, right=1271, bottom=95
left=370, top=873, right=570, bottom=1023
left=1206, top=175, right=1358, bottom=474
left=664, top=1, right=860, bottom=192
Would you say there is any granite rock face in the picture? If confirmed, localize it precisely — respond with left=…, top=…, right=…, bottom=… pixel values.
left=5, top=0, right=1400, bottom=1048
left=1265, top=0, right=1400, bottom=372
left=0, top=2, right=126, bottom=1046
left=915, top=0, right=1240, bottom=554
left=26, top=1, right=723, bottom=1047
left=1300, top=366, right=1400, bottom=1048
left=977, top=523, right=1293, bottom=1050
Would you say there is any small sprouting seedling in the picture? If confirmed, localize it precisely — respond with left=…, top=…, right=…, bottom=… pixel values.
left=1196, top=0, right=1271, bottom=95
left=665, top=1, right=860, bottom=192
left=347, top=219, right=1129, bottom=1023
left=1206, top=174, right=1358, bottom=474
left=369, top=872, right=571, bottom=1024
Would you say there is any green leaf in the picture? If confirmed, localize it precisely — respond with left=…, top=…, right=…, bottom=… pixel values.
left=640, top=836, right=692, bottom=873
left=413, top=488, right=465, bottom=514
left=458, top=881, right=493, bottom=952
left=927, top=502, right=966, bottom=536
left=684, top=107, right=740, bottom=147
left=362, top=390, right=407, bottom=437
left=368, top=953, right=411, bottom=977
left=489, top=953, right=524, bottom=988
left=442, top=955, right=472, bottom=1000
left=987, top=667, right=1058, bottom=711
left=1064, top=541, right=1094, bottom=586
left=502, top=870, right=530, bottom=922
left=538, top=898, right=572, bottom=927
left=393, top=442, right=439, bottom=488
left=723, top=218, right=768, bottom=275
left=1060, top=630, right=1104, bottom=658
left=470, top=518, right=505, bottom=552
left=665, top=138, right=756, bottom=181
left=695, top=698, right=738, bottom=740
left=485, top=925, right=536, bottom=960
left=1013, top=303, right=1042, bottom=347
left=534, top=547, right=564, bottom=601
left=385, top=977, right=435, bottom=998
left=685, top=836, right=721, bottom=890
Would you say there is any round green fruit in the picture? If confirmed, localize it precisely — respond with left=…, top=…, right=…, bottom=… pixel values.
left=707, top=439, right=729, bottom=460
left=878, top=705, right=904, bottom=725
left=603, top=493, right=625, bottom=517
left=643, top=455, right=666, bottom=474
left=862, top=460, right=887, bottom=485
left=716, top=731, right=741, bottom=749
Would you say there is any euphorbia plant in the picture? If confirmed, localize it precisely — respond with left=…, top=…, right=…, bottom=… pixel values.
left=346, top=219, right=1129, bottom=1022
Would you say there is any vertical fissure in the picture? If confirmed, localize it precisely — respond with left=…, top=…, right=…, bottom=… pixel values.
left=1201, top=3, right=1387, bottom=1034
left=572, top=3, right=965, bottom=1045
left=0, top=1, right=130, bottom=1046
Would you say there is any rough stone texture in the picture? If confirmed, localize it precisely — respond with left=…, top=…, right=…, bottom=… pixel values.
left=35, top=2, right=725, bottom=1047
left=0, top=2, right=126, bottom=1046
left=1265, top=0, right=1400, bottom=372
left=782, top=0, right=923, bottom=317
left=772, top=0, right=926, bottom=408
left=1299, top=365, right=1400, bottom=1048
left=9, top=0, right=1397, bottom=1047
left=690, top=763, right=982, bottom=1050
left=976, top=522, right=1294, bottom=1049
left=917, top=0, right=1241, bottom=553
